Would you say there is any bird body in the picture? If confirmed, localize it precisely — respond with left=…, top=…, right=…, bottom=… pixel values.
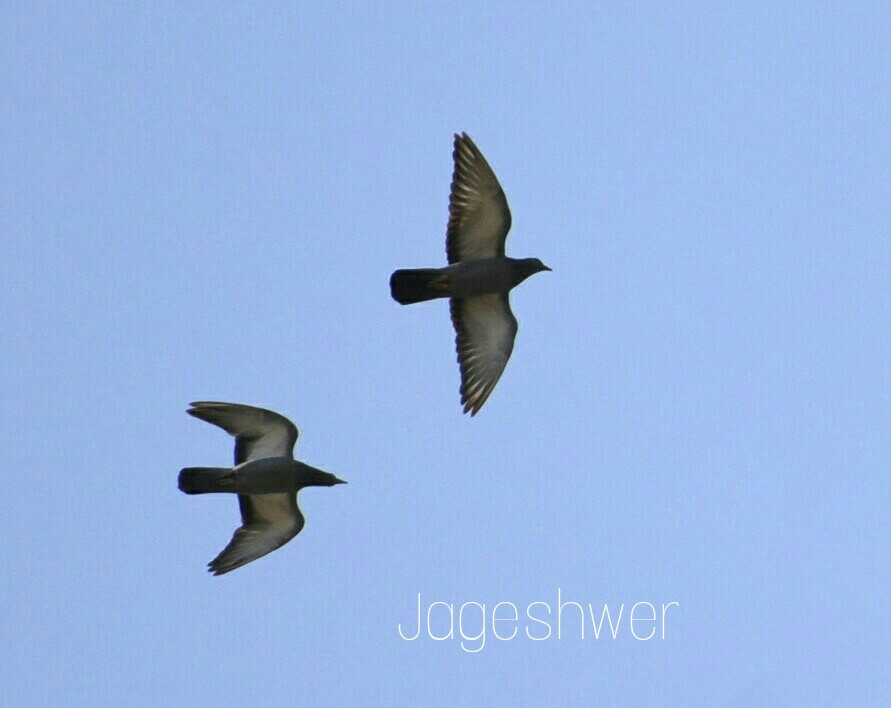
left=178, top=401, right=346, bottom=575
left=179, top=458, right=335, bottom=496
left=391, top=256, right=546, bottom=304
left=390, top=133, right=550, bottom=415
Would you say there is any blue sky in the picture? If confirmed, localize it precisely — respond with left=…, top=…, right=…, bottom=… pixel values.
left=2, top=2, right=889, bottom=705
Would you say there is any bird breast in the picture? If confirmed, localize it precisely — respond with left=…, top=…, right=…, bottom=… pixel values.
left=233, top=457, right=301, bottom=495
left=446, top=258, right=513, bottom=298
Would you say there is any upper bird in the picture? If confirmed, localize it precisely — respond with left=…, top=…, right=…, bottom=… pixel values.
left=178, top=401, right=346, bottom=575
left=390, top=132, right=551, bottom=415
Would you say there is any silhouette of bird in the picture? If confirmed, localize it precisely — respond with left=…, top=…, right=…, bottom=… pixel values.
left=178, top=401, right=346, bottom=575
left=390, top=132, right=550, bottom=415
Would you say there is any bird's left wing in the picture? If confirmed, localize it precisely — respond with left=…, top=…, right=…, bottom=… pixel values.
left=208, top=493, right=305, bottom=575
left=450, top=294, right=518, bottom=415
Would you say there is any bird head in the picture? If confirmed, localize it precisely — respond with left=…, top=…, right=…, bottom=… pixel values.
left=513, top=257, right=552, bottom=286
left=301, top=467, right=349, bottom=488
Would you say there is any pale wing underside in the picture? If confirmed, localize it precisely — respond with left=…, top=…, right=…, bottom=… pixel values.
left=450, top=294, right=518, bottom=415
left=446, top=133, right=512, bottom=264
left=208, top=493, right=305, bottom=575
left=187, top=401, right=299, bottom=464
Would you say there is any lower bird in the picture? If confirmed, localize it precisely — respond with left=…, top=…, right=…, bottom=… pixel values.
left=178, top=401, right=346, bottom=575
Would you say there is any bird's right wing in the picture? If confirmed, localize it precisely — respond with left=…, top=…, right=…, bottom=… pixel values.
left=187, top=401, right=299, bottom=464
left=208, top=493, right=305, bottom=575
left=450, top=293, right=518, bottom=415
left=446, top=133, right=512, bottom=264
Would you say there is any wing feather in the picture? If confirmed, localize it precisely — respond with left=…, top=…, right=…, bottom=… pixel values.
left=450, top=294, right=518, bottom=415
left=187, top=402, right=298, bottom=464
left=446, top=133, right=512, bottom=264
left=208, top=493, right=304, bottom=575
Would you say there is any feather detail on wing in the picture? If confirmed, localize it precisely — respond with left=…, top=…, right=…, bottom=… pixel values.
left=208, top=493, right=305, bottom=575
left=450, top=294, right=518, bottom=415
left=187, top=402, right=298, bottom=464
left=446, top=133, right=512, bottom=264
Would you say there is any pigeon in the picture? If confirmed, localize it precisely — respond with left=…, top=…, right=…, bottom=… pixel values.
left=390, top=132, right=551, bottom=415
left=178, top=401, right=346, bottom=575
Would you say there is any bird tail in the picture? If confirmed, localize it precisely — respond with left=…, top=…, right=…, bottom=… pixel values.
left=178, top=467, right=237, bottom=494
left=389, top=269, right=449, bottom=305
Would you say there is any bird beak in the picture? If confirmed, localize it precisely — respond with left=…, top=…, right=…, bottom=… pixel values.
left=542, top=264, right=552, bottom=272
left=333, top=477, right=348, bottom=485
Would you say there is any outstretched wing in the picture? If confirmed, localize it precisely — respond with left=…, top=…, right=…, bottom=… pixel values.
left=208, top=494, right=305, bottom=576
left=446, top=133, right=512, bottom=264
left=187, top=401, right=298, bottom=464
left=450, top=294, right=518, bottom=415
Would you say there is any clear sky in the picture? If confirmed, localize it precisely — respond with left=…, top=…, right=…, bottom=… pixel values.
left=2, top=2, right=889, bottom=706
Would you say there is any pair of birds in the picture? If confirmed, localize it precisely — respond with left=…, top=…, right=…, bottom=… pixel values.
left=180, top=133, right=550, bottom=574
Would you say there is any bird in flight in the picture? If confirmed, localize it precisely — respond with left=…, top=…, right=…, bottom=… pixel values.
left=178, top=401, right=346, bottom=575
left=390, top=133, right=551, bottom=415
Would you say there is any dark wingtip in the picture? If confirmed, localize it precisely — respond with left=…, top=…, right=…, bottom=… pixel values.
left=208, top=559, right=231, bottom=576
left=186, top=401, right=217, bottom=417
left=454, top=132, right=476, bottom=151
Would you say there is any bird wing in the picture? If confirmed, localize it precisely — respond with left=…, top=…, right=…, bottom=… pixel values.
left=450, top=294, right=518, bottom=415
left=187, top=401, right=298, bottom=464
left=446, top=133, right=512, bottom=264
left=208, top=493, right=305, bottom=575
